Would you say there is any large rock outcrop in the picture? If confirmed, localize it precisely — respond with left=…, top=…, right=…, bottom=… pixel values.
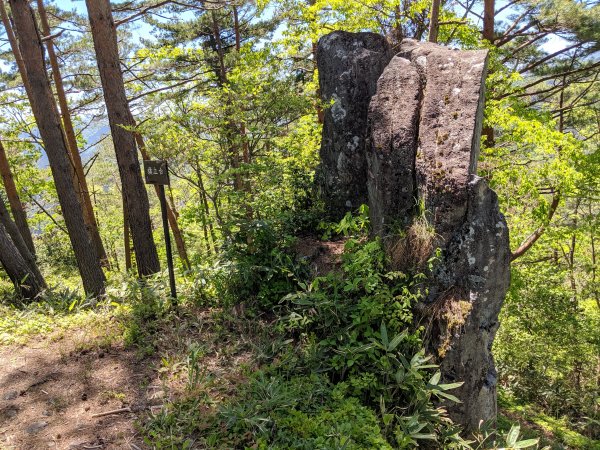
left=399, top=39, right=488, bottom=242
left=366, top=56, right=421, bottom=235
left=316, top=33, right=510, bottom=431
left=430, top=176, right=510, bottom=430
left=315, top=31, right=392, bottom=219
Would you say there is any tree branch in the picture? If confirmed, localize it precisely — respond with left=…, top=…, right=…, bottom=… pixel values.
left=511, top=192, right=561, bottom=261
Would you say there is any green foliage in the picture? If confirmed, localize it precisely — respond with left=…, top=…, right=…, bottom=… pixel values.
left=498, top=392, right=598, bottom=449
left=494, top=264, right=600, bottom=434
left=318, top=204, right=370, bottom=239
left=143, top=396, right=207, bottom=450
left=0, top=0, right=597, bottom=447
left=179, top=211, right=466, bottom=448
left=208, top=220, right=310, bottom=310
left=0, top=288, right=126, bottom=346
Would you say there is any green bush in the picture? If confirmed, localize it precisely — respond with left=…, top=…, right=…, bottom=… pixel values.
left=211, top=219, right=309, bottom=310
left=212, top=221, right=469, bottom=448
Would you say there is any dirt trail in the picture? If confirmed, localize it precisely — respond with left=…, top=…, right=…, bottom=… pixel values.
left=0, top=337, right=157, bottom=450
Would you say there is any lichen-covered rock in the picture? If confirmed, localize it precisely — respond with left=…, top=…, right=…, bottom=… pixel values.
left=317, top=31, right=509, bottom=431
left=366, top=56, right=421, bottom=235
left=315, top=31, right=392, bottom=219
left=399, top=39, right=488, bottom=242
left=425, top=176, right=510, bottom=430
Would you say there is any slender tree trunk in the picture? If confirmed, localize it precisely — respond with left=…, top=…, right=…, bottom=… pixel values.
left=211, top=11, right=227, bottom=86
left=0, top=196, right=44, bottom=289
left=233, top=5, right=241, bottom=52
left=0, top=219, right=44, bottom=300
left=197, top=189, right=211, bottom=254
left=166, top=189, right=190, bottom=266
left=232, top=6, right=253, bottom=217
left=568, top=233, right=577, bottom=297
left=191, top=162, right=212, bottom=253
left=312, top=42, right=324, bottom=124
left=9, top=0, right=105, bottom=296
left=511, top=192, right=560, bottom=261
left=0, top=139, right=35, bottom=254
left=133, top=131, right=190, bottom=269
left=483, top=0, right=495, bottom=43
left=0, top=0, right=31, bottom=98
left=85, top=0, right=159, bottom=277
left=210, top=11, right=243, bottom=192
left=428, top=0, right=441, bottom=43
left=36, top=0, right=108, bottom=267
left=123, top=195, right=132, bottom=271
left=196, top=164, right=217, bottom=247
left=481, top=0, right=495, bottom=147
left=566, top=199, right=580, bottom=303
left=590, top=202, right=600, bottom=310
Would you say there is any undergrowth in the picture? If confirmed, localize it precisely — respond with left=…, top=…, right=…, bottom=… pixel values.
left=139, top=211, right=548, bottom=449
left=2, top=210, right=581, bottom=448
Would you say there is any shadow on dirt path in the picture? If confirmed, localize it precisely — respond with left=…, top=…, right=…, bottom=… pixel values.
left=0, top=334, right=159, bottom=450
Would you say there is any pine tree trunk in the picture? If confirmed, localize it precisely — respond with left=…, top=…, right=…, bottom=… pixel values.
left=123, top=195, right=132, bottom=271
left=9, top=0, right=105, bottom=296
left=0, top=196, right=44, bottom=289
left=84, top=0, right=160, bottom=276
left=483, top=0, right=495, bottom=43
left=0, top=0, right=31, bottom=98
left=482, top=0, right=495, bottom=145
left=0, top=139, right=35, bottom=254
left=36, top=0, right=108, bottom=267
left=428, top=0, right=441, bottom=42
left=210, top=11, right=243, bottom=193
left=0, top=197, right=45, bottom=300
left=0, top=223, right=43, bottom=300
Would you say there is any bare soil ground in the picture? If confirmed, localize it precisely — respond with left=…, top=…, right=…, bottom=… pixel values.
left=294, top=236, right=346, bottom=275
left=0, top=337, right=156, bottom=450
left=0, top=305, right=261, bottom=450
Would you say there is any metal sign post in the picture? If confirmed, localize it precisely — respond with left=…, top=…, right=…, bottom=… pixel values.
left=143, top=160, right=177, bottom=302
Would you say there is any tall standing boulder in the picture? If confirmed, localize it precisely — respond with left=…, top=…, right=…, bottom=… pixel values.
left=315, top=31, right=392, bottom=219
left=425, top=176, right=510, bottom=430
left=399, top=39, right=489, bottom=242
left=317, top=32, right=511, bottom=430
left=366, top=55, right=421, bottom=235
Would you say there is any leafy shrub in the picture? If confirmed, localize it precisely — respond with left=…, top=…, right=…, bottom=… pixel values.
left=495, top=264, right=600, bottom=431
left=211, top=219, right=309, bottom=310
left=210, top=218, right=470, bottom=448
left=140, top=209, right=547, bottom=449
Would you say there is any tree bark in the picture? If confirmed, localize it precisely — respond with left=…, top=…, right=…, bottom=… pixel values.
left=3, top=0, right=105, bottom=264
left=0, top=217, right=44, bottom=300
left=428, top=0, right=441, bottom=43
left=9, top=0, right=105, bottom=296
left=85, top=0, right=160, bottom=277
left=0, top=196, right=44, bottom=289
left=36, top=0, right=108, bottom=267
left=123, top=194, right=132, bottom=271
left=481, top=0, right=495, bottom=145
left=0, top=139, right=35, bottom=254
left=0, top=0, right=31, bottom=98
left=483, top=0, right=495, bottom=43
